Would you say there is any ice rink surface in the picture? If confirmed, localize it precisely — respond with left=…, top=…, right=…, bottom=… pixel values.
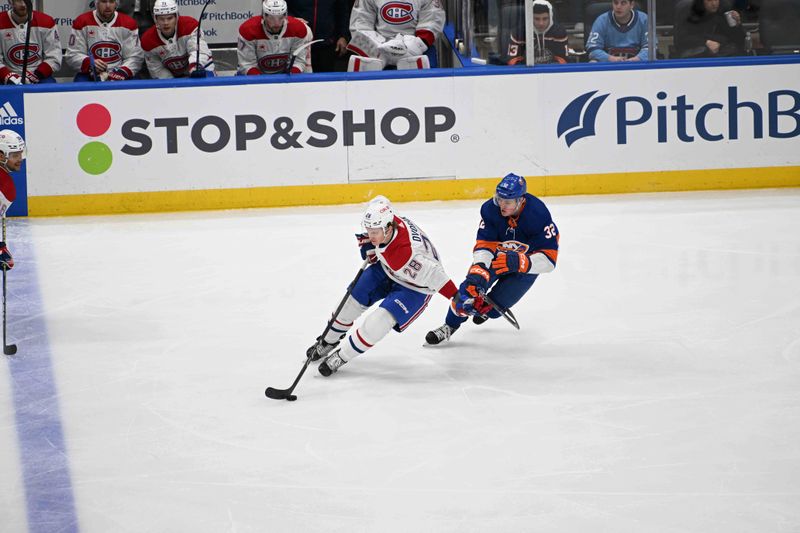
left=1, top=189, right=799, bottom=533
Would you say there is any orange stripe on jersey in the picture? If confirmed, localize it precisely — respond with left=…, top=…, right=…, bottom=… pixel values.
left=473, top=240, right=500, bottom=253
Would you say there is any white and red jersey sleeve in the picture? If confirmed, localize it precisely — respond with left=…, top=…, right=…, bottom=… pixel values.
left=375, top=216, right=457, bottom=298
left=0, top=167, right=16, bottom=218
left=141, top=16, right=214, bottom=79
left=349, top=0, right=444, bottom=46
left=0, top=10, right=62, bottom=79
left=237, top=16, right=313, bottom=75
left=65, top=10, right=143, bottom=78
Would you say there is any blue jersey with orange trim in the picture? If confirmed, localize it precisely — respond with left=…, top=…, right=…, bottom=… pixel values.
left=474, top=193, right=559, bottom=271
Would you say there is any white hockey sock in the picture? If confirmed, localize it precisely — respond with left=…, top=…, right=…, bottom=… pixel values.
left=323, top=295, right=367, bottom=344
left=339, top=307, right=396, bottom=362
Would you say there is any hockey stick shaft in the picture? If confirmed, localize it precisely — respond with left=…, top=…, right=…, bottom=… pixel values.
left=20, top=0, right=33, bottom=84
left=2, top=216, right=16, bottom=355
left=284, top=38, right=324, bottom=73
left=481, top=293, right=520, bottom=330
left=265, top=258, right=370, bottom=400
left=195, top=0, right=212, bottom=73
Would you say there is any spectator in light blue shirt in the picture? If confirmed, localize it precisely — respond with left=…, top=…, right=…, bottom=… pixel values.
left=587, top=0, right=651, bottom=62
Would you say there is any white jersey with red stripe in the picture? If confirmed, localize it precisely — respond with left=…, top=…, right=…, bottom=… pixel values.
left=65, top=10, right=143, bottom=78
left=0, top=10, right=62, bottom=79
left=140, top=16, right=214, bottom=79
left=374, top=215, right=453, bottom=296
left=237, top=16, right=313, bottom=74
left=348, top=0, right=444, bottom=52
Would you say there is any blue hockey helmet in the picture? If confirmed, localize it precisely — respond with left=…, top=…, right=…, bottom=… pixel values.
left=494, top=173, right=527, bottom=205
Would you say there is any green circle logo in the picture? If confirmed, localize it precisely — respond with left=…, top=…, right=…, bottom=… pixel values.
left=78, top=142, right=113, bottom=175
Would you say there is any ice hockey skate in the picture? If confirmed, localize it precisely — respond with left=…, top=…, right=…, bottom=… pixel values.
left=306, top=336, right=340, bottom=361
left=319, top=350, right=347, bottom=376
left=425, top=324, right=456, bottom=345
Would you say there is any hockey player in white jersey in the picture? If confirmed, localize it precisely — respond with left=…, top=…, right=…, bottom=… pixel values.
left=237, top=0, right=314, bottom=75
left=65, top=0, right=143, bottom=82
left=307, top=196, right=458, bottom=376
left=141, top=0, right=214, bottom=79
left=346, top=0, right=445, bottom=71
left=0, top=0, right=62, bottom=84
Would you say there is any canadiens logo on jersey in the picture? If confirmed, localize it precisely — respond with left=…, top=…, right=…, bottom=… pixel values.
left=497, top=240, right=530, bottom=254
left=381, top=2, right=415, bottom=24
left=7, top=43, right=41, bottom=65
left=163, top=55, right=189, bottom=73
left=258, top=54, right=289, bottom=73
left=90, top=41, right=122, bottom=62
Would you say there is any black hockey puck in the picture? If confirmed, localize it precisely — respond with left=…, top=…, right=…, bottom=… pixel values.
left=287, top=395, right=297, bottom=402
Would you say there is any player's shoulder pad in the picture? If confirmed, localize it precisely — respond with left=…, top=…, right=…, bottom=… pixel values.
left=139, top=26, right=161, bottom=51
left=30, top=11, right=57, bottom=29
left=114, top=12, right=140, bottom=31
left=239, top=16, right=266, bottom=40
left=285, top=17, right=310, bottom=38
left=177, top=16, right=199, bottom=37
left=381, top=216, right=413, bottom=270
left=520, top=193, right=553, bottom=228
left=0, top=12, right=12, bottom=31
left=72, top=11, right=97, bottom=30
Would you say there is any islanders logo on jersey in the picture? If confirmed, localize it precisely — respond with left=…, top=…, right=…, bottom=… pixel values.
left=90, top=41, right=123, bottom=63
left=6, top=43, right=41, bottom=66
left=381, top=2, right=415, bottom=24
left=259, top=54, right=289, bottom=73
left=497, top=240, right=530, bottom=254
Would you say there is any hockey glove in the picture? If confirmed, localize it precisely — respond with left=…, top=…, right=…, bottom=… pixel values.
left=402, top=34, right=428, bottom=56
left=355, top=233, right=378, bottom=264
left=3, top=72, right=21, bottom=85
left=0, top=242, right=13, bottom=270
left=452, top=290, right=491, bottom=317
left=188, top=64, right=208, bottom=78
left=491, top=251, right=530, bottom=275
left=378, top=34, right=408, bottom=60
left=106, top=68, right=129, bottom=81
left=24, top=70, right=41, bottom=84
left=463, top=264, right=492, bottom=294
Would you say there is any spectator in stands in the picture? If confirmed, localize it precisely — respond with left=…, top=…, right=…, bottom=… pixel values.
left=0, top=0, right=62, bottom=84
left=141, top=0, right=214, bottom=78
left=287, top=0, right=351, bottom=72
left=586, top=0, right=650, bottom=61
left=495, top=0, right=569, bottom=64
left=238, top=0, right=314, bottom=75
left=674, top=0, right=745, bottom=58
left=346, top=0, right=445, bottom=71
left=66, top=0, right=144, bottom=81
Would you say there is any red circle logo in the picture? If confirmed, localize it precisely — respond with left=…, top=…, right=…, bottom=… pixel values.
left=76, top=103, right=112, bottom=137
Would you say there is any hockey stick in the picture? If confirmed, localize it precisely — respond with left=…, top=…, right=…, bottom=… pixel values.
left=20, top=0, right=33, bottom=84
left=480, top=292, right=520, bottom=330
left=2, top=216, right=16, bottom=356
left=265, top=257, right=370, bottom=401
left=194, top=0, right=212, bottom=75
left=284, top=38, right=324, bottom=74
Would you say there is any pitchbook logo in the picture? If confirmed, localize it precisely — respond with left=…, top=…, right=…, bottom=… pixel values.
left=556, top=90, right=609, bottom=148
left=76, top=103, right=113, bottom=175
left=0, top=101, right=23, bottom=126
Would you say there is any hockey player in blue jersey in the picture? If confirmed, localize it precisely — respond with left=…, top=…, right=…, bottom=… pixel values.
left=586, top=0, right=650, bottom=62
left=426, top=173, right=559, bottom=345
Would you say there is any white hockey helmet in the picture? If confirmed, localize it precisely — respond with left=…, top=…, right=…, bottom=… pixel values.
left=262, top=0, right=287, bottom=17
left=362, top=198, right=395, bottom=236
left=0, top=129, right=25, bottom=160
left=152, top=0, right=178, bottom=17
